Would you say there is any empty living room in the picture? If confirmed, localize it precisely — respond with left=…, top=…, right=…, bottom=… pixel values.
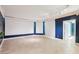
left=0, top=5, right=79, bottom=54
left=1, top=0, right=79, bottom=59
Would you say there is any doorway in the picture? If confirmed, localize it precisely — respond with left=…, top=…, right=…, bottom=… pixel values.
left=63, top=19, right=76, bottom=43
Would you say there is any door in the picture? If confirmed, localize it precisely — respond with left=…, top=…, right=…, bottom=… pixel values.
left=63, top=19, right=76, bottom=41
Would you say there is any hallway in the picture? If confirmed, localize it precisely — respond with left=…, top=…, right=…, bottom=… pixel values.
left=0, top=36, right=79, bottom=54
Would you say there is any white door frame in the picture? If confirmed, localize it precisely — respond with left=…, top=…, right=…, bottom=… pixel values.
left=63, top=19, right=76, bottom=40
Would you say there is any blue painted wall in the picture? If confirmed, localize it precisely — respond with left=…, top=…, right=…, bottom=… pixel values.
left=43, top=21, right=45, bottom=35
left=55, top=15, right=77, bottom=40
left=55, top=20, right=63, bottom=39
left=0, top=12, right=4, bottom=44
left=34, top=21, right=36, bottom=34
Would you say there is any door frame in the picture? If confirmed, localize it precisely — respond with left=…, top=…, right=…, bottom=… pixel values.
left=63, top=19, right=76, bottom=40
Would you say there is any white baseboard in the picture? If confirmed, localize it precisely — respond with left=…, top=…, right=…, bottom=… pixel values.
left=45, top=35, right=62, bottom=40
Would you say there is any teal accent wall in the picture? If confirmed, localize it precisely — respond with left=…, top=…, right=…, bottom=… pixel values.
left=71, top=23, right=75, bottom=36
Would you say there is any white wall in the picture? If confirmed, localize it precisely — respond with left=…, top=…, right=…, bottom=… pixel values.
left=0, top=6, right=4, bottom=17
left=5, top=16, right=55, bottom=39
left=2, top=5, right=55, bottom=39
left=45, top=19, right=55, bottom=39
left=5, top=17, right=34, bottom=35
left=36, top=21, right=43, bottom=33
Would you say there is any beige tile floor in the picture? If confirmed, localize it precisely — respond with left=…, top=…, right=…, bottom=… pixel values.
left=0, top=35, right=79, bottom=54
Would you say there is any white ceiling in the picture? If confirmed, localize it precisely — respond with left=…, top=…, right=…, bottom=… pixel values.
left=61, top=5, right=79, bottom=14
left=1, top=5, right=79, bottom=20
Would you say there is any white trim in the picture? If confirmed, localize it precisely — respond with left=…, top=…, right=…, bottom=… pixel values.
left=63, top=19, right=76, bottom=40
left=0, top=38, right=4, bottom=49
left=45, top=35, right=62, bottom=40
